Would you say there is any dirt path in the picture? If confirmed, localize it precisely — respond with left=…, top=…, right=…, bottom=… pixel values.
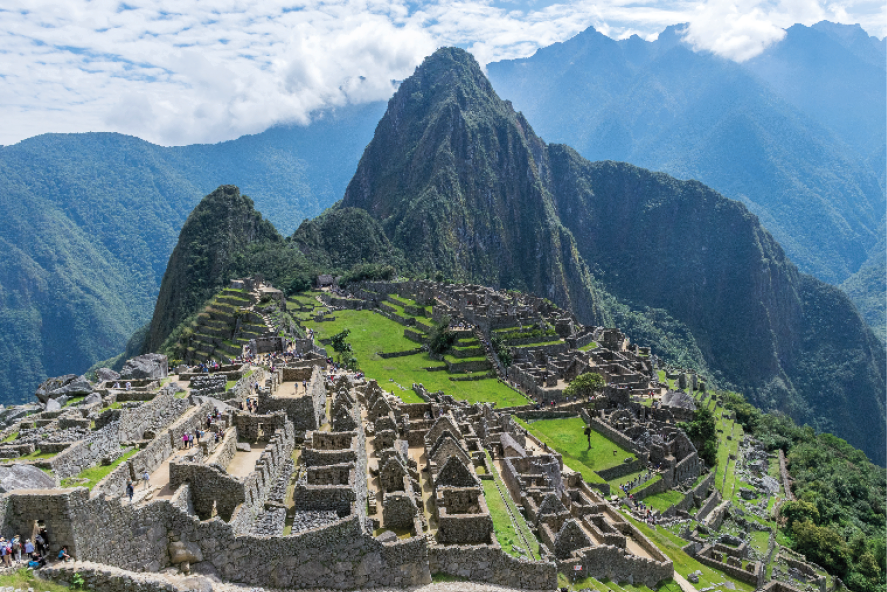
left=226, top=444, right=265, bottom=478
left=143, top=448, right=191, bottom=501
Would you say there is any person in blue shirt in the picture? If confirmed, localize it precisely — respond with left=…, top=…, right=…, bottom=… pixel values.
left=58, top=546, right=72, bottom=562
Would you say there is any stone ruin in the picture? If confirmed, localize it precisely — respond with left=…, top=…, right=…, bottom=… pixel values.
left=0, top=278, right=754, bottom=592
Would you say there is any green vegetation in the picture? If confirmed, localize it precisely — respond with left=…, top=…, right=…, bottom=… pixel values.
left=625, top=515, right=753, bottom=592
left=678, top=408, right=717, bottom=466
left=723, top=391, right=886, bottom=592
left=1, top=432, right=18, bottom=443
left=515, top=417, right=635, bottom=484
left=2, top=449, right=58, bottom=463
left=484, top=451, right=539, bottom=559
left=0, top=568, right=73, bottom=591
left=564, top=371, right=604, bottom=399
left=61, top=448, right=139, bottom=490
left=638, top=489, right=683, bottom=513
left=303, top=310, right=526, bottom=406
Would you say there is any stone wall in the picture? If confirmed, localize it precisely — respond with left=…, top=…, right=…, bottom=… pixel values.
left=567, top=543, right=672, bottom=587
left=39, top=561, right=208, bottom=592
left=633, top=475, right=670, bottom=501
left=694, top=545, right=761, bottom=586
left=2, top=488, right=85, bottom=558
left=119, top=393, right=190, bottom=442
left=259, top=368, right=325, bottom=434
left=50, top=422, right=124, bottom=480
left=589, top=417, right=643, bottom=457
left=428, top=543, right=557, bottom=590
left=12, top=488, right=433, bottom=589
left=597, top=458, right=646, bottom=482
left=696, top=489, right=722, bottom=522
left=233, top=412, right=287, bottom=442
left=92, top=402, right=213, bottom=499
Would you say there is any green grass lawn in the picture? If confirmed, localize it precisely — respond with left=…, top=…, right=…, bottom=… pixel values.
left=578, top=341, right=599, bottom=352
left=640, top=489, right=684, bottom=513
left=304, top=310, right=527, bottom=406
left=0, top=568, right=72, bottom=591
left=630, top=474, right=662, bottom=494
left=484, top=452, right=539, bottom=559
left=1, top=431, right=19, bottom=443
left=2, top=449, right=58, bottom=463
left=625, top=514, right=754, bottom=592
left=61, top=447, right=138, bottom=490
left=515, top=417, right=636, bottom=484
left=559, top=575, right=681, bottom=592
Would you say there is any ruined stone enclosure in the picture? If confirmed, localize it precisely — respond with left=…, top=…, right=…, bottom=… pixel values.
left=0, top=279, right=747, bottom=591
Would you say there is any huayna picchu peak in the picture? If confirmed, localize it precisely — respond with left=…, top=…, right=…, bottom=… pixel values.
left=0, top=40, right=882, bottom=592
left=298, top=47, right=886, bottom=466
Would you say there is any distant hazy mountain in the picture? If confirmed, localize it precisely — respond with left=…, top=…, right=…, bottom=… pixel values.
left=0, top=102, right=383, bottom=403
left=486, top=22, right=886, bottom=336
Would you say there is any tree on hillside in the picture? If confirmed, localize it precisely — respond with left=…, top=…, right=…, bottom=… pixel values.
left=428, top=316, right=457, bottom=354
left=678, top=407, right=717, bottom=466
left=565, top=372, right=605, bottom=399
left=331, top=329, right=358, bottom=369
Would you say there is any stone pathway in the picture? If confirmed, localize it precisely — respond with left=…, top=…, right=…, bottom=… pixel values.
left=226, top=444, right=265, bottom=478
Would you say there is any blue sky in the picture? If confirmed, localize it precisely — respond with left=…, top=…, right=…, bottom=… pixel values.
left=0, top=0, right=882, bottom=146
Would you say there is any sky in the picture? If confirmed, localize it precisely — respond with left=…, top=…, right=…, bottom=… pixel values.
left=0, top=0, right=883, bottom=147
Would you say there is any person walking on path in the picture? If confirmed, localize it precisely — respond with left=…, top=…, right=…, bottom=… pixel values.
left=126, top=480, right=135, bottom=503
left=142, top=469, right=150, bottom=489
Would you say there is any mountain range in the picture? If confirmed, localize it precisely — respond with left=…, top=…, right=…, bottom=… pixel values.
left=148, top=47, right=886, bottom=465
left=0, top=22, right=883, bottom=462
left=0, top=102, right=383, bottom=401
left=486, top=21, right=886, bottom=340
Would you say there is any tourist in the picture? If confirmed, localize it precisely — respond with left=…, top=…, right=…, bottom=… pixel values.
left=142, top=469, right=150, bottom=489
left=182, top=433, right=188, bottom=449
left=28, top=552, right=45, bottom=569
left=58, top=546, right=72, bottom=562
left=126, top=480, right=135, bottom=502
left=24, top=539, right=33, bottom=560
left=34, top=532, right=45, bottom=556
left=125, top=381, right=131, bottom=391
left=0, top=539, right=9, bottom=567
left=12, top=536, right=21, bottom=563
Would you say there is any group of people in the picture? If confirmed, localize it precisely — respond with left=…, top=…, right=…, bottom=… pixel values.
left=181, top=429, right=208, bottom=449
left=125, top=468, right=153, bottom=502
left=0, top=530, right=68, bottom=570
left=241, top=398, right=258, bottom=413
left=111, top=381, right=133, bottom=391
left=620, top=471, right=655, bottom=495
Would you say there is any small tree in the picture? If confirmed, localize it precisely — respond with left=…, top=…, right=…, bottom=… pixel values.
left=330, top=329, right=354, bottom=366
left=428, top=316, right=457, bottom=354
left=678, top=408, right=718, bottom=466
left=564, top=372, right=605, bottom=399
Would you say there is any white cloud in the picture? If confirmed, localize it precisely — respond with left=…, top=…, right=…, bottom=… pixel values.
left=0, top=0, right=881, bottom=145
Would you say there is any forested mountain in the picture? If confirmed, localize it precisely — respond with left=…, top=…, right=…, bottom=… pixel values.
left=292, top=47, right=885, bottom=464
left=0, top=102, right=383, bottom=404
left=486, top=22, right=886, bottom=337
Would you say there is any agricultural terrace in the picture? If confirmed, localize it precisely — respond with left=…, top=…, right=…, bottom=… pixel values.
left=515, top=416, right=636, bottom=485
left=302, top=309, right=528, bottom=407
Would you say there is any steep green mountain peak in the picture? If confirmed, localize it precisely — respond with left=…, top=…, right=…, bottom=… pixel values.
left=143, top=185, right=282, bottom=353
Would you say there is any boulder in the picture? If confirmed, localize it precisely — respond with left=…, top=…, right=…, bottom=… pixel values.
left=35, top=375, right=93, bottom=403
left=169, top=540, right=203, bottom=564
left=236, top=443, right=252, bottom=452
left=120, top=354, right=168, bottom=380
left=84, top=392, right=103, bottom=407
left=95, top=368, right=120, bottom=383
left=0, top=464, right=56, bottom=492
left=45, top=398, right=62, bottom=412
